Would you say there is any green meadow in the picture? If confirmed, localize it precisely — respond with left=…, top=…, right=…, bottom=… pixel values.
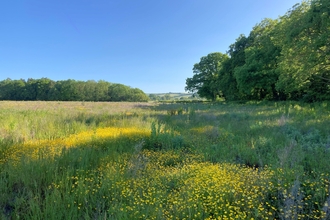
left=1, top=101, right=330, bottom=219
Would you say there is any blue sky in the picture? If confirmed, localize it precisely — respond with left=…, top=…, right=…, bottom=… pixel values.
left=1, top=0, right=300, bottom=93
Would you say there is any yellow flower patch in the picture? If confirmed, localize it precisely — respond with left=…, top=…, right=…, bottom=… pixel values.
left=1, top=127, right=150, bottom=165
left=100, top=150, right=276, bottom=220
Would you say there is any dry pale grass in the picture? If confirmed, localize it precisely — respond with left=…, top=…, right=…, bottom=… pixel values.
left=0, top=101, right=157, bottom=143
left=0, top=101, right=155, bottom=114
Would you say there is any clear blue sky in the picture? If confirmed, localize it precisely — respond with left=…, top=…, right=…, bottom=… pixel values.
left=1, top=0, right=300, bottom=93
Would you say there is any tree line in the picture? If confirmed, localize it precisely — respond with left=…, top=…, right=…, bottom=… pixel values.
left=186, top=0, right=330, bottom=102
left=0, top=78, right=149, bottom=102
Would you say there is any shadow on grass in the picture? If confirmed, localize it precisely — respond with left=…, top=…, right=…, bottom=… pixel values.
left=135, top=101, right=330, bottom=173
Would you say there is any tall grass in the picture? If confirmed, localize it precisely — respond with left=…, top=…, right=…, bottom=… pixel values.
left=1, top=101, right=330, bottom=219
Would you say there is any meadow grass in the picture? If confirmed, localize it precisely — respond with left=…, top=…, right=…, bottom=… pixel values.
left=0, top=101, right=330, bottom=219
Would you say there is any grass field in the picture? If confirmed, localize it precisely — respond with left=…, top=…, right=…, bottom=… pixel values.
left=1, top=101, right=330, bottom=219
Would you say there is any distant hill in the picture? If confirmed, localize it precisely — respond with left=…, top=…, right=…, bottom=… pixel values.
left=147, top=92, right=203, bottom=101
left=148, top=93, right=191, bottom=97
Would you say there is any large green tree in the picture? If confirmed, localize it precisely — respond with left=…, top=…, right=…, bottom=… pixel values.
left=234, top=19, right=282, bottom=100
left=185, top=52, right=229, bottom=101
left=221, top=34, right=250, bottom=100
left=29, top=78, right=55, bottom=100
left=216, top=58, right=239, bottom=100
left=0, top=78, right=26, bottom=100
left=275, top=0, right=330, bottom=100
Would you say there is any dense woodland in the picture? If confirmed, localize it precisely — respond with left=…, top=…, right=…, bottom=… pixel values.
left=0, top=78, right=149, bottom=102
left=186, top=0, right=330, bottom=102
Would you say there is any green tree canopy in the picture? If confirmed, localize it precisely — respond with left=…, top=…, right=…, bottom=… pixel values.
left=234, top=19, right=282, bottom=100
left=185, top=52, right=229, bottom=101
left=275, top=0, right=330, bottom=101
left=0, top=78, right=149, bottom=102
left=186, top=0, right=329, bottom=102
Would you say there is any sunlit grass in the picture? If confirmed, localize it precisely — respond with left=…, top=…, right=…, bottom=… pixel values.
left=1, top=127, right=150, bottom=165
